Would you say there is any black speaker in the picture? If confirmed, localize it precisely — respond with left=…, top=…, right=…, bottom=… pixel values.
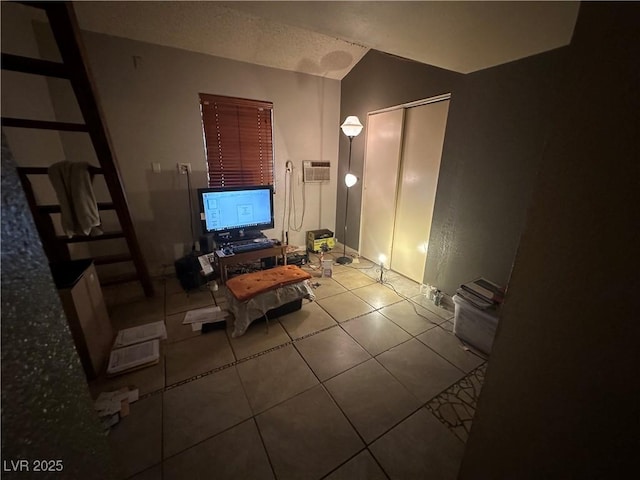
left=174, top=252, right=207, bottom=291
left=199, top=234, right=215, bottom=253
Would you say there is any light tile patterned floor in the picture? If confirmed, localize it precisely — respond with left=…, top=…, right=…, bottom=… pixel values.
left=426, top=363, right=488, bottom=442
left=95, top=253, right=489, bottom=479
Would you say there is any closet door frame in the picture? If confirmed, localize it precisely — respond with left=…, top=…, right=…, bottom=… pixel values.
left=358, top=93, right=451, bottom=278
left=358, top=108, right=405, bottom=266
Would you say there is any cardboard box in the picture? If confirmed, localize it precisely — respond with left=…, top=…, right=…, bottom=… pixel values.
left=52, top=260, right=114, bottom=379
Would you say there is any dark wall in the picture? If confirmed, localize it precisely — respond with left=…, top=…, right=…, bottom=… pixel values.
left=339, top=45, right=568, bottom=293
left=460, top=2, right=640, bottom=477
left=338, top=53, right=461, bottom=268
left=1, top=133, right=115, bottom=479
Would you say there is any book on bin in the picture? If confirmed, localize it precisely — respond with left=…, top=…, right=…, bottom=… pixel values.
left=459, top=278, right=505, bottom=306
left=455, top=288, right=494, bottom=310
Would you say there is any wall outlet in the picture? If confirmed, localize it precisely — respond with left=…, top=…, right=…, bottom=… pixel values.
left=177, top=163, right=191, bottom=174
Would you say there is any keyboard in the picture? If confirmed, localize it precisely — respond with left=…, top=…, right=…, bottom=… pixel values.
left=230, top=239, right=273, bottom=253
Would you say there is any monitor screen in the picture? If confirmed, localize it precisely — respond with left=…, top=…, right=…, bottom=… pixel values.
left=198, top=185, right=274, bottom=235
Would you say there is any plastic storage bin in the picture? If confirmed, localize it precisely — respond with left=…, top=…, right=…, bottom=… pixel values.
left=453, top=294, right=500, bottom=354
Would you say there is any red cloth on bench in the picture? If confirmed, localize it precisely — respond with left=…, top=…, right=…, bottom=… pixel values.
left=226, top=265, right=312, bottom=302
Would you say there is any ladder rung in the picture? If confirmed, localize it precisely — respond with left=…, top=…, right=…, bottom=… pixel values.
left=60, top=231, right=125, bottom=243
left=1, top=53, right=68, bottom=79
left=92, top=254, right=133, bottom=265
left=9, top=1, right=155, bottom=298
left=38, top=202, right=115, bottom=214
left=15, top=1, right=49, bottom=10
left=17, top=166, right=103, bottom=175
left=1, top=117, right=88, bottom=132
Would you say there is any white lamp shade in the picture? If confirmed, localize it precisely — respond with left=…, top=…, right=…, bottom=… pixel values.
left=344, top=173, right=358, bottom=188
left=341, top=116, right=364, bottom=137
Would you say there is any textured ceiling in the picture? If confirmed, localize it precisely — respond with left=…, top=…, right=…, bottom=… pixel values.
left=73, top=1, right=580, bottom=79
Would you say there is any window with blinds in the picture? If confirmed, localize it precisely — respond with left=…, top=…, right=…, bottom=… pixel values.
left=199, top=94, right=274, bottom=188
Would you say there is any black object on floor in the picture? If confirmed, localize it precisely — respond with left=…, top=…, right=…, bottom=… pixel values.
left=201, top=320, right=226, bottom=334
left=257, top=298, right=303, bottom=323
left=175, top=252, right=208, bottom=291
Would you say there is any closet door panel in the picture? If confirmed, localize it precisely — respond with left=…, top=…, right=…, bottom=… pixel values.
left=359, top=109, right=404, bottom=263
left=391, top=100, right=450, bottom=282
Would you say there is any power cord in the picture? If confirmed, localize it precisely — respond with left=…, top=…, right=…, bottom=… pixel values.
left=285, top=160, right=306, bottom=232
left=380, top=277, right=488, bottom=361
left=379, top=277, right=440, bottom=328
left=185, top=168, right=196, bottom=252
left=282, top=161, right=291, bottom=242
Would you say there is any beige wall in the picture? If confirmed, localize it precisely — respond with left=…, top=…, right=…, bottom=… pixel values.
left=81, top=32, right=340, bottom=275
left=1, top=4, right=65, bottom=176
left=2, top=1, right=341, bottom=277
left=1, top=3, right=92, bottom=259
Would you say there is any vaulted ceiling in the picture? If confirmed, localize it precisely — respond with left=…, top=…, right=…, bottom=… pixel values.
left=73, top=1, right=580, bottom=80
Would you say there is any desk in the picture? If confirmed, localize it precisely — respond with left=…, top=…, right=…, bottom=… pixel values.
left=215, top=245, right=287, bottom=284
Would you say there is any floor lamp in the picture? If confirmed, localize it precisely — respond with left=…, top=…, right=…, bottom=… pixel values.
left=336, top=116, right=363, bottom=265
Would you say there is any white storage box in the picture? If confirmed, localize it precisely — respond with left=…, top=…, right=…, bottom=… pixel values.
left=453, top=294, right=500, bottom=354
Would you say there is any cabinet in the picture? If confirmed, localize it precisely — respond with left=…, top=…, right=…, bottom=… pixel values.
left=52, top=260, right=114, bottom=379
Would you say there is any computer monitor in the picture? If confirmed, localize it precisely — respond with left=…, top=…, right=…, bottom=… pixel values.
left=198, top=185, right=274, bottom=238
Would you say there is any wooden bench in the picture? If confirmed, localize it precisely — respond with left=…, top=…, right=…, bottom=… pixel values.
left=225, top=265, right=314, bottom=337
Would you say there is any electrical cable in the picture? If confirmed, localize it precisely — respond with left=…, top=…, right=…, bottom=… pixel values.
left=291, top=180, right=306, bottom=231
left=282, top=161, right=292, bottom=242
left=185, top=168, right=196, bottom=251
left=379, top=273, right=488, bottom=361
left=288, top=163, right=306, bottom=232
left=318, top=253, right=489, bottom=363
left=286, top=163, right=293, bottom=232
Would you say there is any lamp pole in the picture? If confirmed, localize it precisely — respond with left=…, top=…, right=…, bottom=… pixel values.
left=337, top=135, right=354, bottom=264
left=336, top=115, right=363, bottom=265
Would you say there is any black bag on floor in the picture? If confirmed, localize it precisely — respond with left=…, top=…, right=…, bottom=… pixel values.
left=174, top=252, right=207, bottom=291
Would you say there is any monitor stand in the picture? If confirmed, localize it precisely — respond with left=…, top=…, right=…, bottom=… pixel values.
left=215, top=229, right=265, bottom=245
left=237, top=229, right=266, bottom=240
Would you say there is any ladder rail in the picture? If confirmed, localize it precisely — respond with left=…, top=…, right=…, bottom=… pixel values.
left=16, top=169, right=70, bottom=263
left=3, top=1, right=154, bottom=296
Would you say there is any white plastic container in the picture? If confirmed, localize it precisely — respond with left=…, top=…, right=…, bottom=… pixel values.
left=453, top=294, right=500, bottom=354
left=321, top=259, right=333, bottom=278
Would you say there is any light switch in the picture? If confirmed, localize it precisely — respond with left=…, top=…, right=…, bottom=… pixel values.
left=152, top=162, right=161, bottom=173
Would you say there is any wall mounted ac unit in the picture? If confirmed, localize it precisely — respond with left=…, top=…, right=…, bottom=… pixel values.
left=303, top=161, right=330, bottom=183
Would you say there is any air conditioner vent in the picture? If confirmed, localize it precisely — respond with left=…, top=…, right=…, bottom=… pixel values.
left=303, top=161, right=330, bottom=183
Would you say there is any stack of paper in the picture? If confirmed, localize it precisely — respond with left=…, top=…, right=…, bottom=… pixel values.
left=113, top=321, right=167, bottom=348
left=107, top=340, right=160, bottom=376
left=183, top=306, right=229, bottom=332
left=107, top=321, right=166, bottom=376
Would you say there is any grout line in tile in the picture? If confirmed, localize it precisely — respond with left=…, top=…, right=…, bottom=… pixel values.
left=320, top=370, right=423, bottom=449
left=149, top=301, right=450, bottom=400
left=251, top=416, right=278, bottom=479
left=131, top=273, right=482, bottom=479
left=368, top=445, right=393, bottom=480
left=317, top=447, right=371, bottom=480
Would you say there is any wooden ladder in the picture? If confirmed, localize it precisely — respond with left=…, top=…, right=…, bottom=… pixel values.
left=1, top=1, right=154, bottom=297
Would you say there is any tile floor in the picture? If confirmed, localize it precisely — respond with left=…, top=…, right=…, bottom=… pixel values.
left=94, top=254, right=488, bottom=480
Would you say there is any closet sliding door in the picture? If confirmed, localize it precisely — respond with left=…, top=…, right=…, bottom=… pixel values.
left=390, top=100, right=450, bottom=282
left=359, top=109, right=404, bottom=264
left=359, top=96, right=449, bottom=283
